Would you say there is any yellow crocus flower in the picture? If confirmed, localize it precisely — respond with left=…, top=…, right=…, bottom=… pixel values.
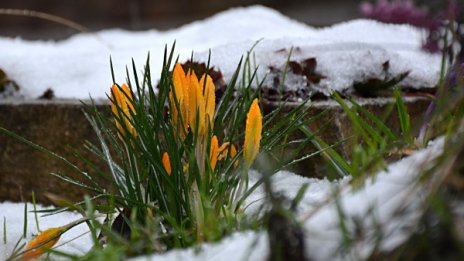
left=170, top=63, right=216, bottom=137
left=200, top=74, right=216, bottom=130
left=20, top=227, right=65, bottom=261
left=187, top=71, right=205, bottom=135
left=170, top=63, right=189, bottom=133
left=111, top=83, right=137, bottom=139
left=243, top=99, right=262, bottom=168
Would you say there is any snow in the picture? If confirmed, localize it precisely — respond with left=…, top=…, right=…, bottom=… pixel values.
left=0, top=137, right=445, bottom=260
left=304, top=137, right=444, bottom=260
left=0, top=5, right=440, bottom=100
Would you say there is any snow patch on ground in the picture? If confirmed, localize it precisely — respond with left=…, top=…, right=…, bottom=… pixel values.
left=0, top=5, right=440, bottom=100
left=0, top=203, right=93, bottom=260
left=0, top=137, right=444, bottom=260
left=304, top=137, right=444, bottom=260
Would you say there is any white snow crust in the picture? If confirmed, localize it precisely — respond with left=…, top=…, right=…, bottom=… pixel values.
left=0, top=138, right=444, bottom=260
left=0, top=6, right=440, bottom=100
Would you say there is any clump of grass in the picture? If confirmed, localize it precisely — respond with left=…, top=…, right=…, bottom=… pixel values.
left=329, top=88, right=416, bottom=182
left=0, top=43, right=317, bottom=258
left=83, top=47, right=264, bottom=251
left=87, top=45, right=319, bottom=255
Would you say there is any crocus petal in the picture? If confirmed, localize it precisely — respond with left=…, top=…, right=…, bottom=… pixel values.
left=217, top=142, right=230, bottom=161
left=20, top=227, right=64, bottom=261
left=162, top=152, right=172, bottom=176
left=172, top=63, right=186, bottom=102
left=209, top=135, right=219, bottom=171
left=110, top=84, right=137, bottom=139
left=111, top=84, right=123, bottom=134
left=120, top=84, right=136, bottom=137
left=243, top=99, right=262, bottom=168
left=170, top=64, right=189, bottom=133
left=120, top=83, right=134, bottom=111
left=187, top=71, right=206, bottom=135
left=187, top=70, right=198, bottom=130
left=110, top=84, right=120, bottom=116
left=200, top=74, right=216, bottom=129
left=230, top=144, right=239, bottom=167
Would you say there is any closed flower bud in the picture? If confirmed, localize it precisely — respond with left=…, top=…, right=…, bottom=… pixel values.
left=162, top=152, right=172, bottom=176
left=111, top=83, right=137, bottom=139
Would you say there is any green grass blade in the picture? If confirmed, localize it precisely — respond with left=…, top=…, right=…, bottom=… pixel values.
left=349, top=98, right=398, bottom=141
left=31, top=191, right=40, bottom=232
left=299, top=125, right=352, bottom=177
left=3, top=217, right=6, bottom=244
left=23, top=203, right=27, bottom=238
left=394, top=88, right=412, bottom=144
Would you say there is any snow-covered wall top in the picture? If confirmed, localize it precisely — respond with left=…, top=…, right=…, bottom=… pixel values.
left=0, top=5, right=440, bottom=99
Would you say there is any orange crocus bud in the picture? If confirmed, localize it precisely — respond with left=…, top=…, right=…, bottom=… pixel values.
left=209, top=136, right=219, bottom=171
left=110, top=83, right=137, bottom=139
left=20, top=227, right=65, bottom=261
left=162, top=152, right=172, bottom=176
left=187, top=71, right=206, bottom=136
left=243, top=99, right=262, bottom=168
left=170, top=63, right=189, bottom=133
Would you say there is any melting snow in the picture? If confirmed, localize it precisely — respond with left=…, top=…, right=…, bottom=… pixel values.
left=0, top=5, right=440, bottom=99
left=0, top=137, right=445, bottom=260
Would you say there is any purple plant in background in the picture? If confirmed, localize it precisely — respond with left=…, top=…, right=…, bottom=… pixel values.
left=361, top=1, right=464, bottom=144
left=359, top=0, right=442, bottom=53
left=417, top=62, right=464, bottom=143
left=359, top=0, right=439, bottom=30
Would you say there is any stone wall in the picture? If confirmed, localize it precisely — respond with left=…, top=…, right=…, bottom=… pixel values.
left=0, top=97, right=430, bottom=204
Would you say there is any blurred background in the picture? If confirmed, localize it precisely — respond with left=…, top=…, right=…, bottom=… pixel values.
left=0, top=0, right=361, bottom=40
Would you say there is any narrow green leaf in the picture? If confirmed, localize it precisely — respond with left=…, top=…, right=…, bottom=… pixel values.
left=394, top=88, right=412, bottom=144
left=23, top=203, right=27, bottom=238
left=31, top=191, right=40, bottom=232
left=290, top=184, right=309, bottom=210
left=3, top=216, right=6, bottom=244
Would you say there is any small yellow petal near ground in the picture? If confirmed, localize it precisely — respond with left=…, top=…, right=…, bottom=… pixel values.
left=20, top=227, right=64, bottom=261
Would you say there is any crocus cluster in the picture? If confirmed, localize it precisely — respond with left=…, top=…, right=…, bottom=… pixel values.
left=110, top=63, right=262, bottom=179
left=170, top=63, right=215, bottom=137
left=166, top=63, right=260, bottom=173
